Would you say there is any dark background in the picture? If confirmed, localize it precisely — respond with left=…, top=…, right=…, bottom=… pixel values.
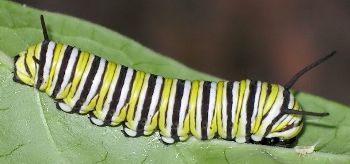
left=16, top=0, right=350, bottom=105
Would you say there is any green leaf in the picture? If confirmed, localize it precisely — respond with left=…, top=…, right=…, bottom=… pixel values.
left=0, top=1, right=349, bottom=163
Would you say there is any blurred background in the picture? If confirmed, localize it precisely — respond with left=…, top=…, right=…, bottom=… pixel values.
left=16, top=0, right=350, bottom=105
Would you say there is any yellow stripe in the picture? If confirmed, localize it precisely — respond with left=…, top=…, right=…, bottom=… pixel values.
left=112, top=104, right=129, bottom=125
left=252, top=82, right=268, bottom=133
left=208, top=81, right=223, bottom=139
left=272, top=117, right=290, bottom=132
left=158, top=78, right=173, bottom=136
left=94, top=64, right=120, bottom=118
left=262, top=84, right=279, bottom=115
left=217, top=82, right=226, bottom=138
left=288, top=122, right=303, bottom=138
left=84, top=95, right=99, bottom=113
left=34, top=43, right=41, bottom=60
left=94, top=63, right=117, bottom=117
left=86, top=62, right=117, bottom=114
left=33, top=43, right=42, bottom=83
left=25, top=45, right=37, bottom=78
left=293, top=100, right=300, bottom=110
left=189, top=80, right=200, bottom=138
left=146, top=111, right=159, bottom=134
left=292, top=100, right=302, bottom=119
left=253, top=84, right=279, bottom=134
left=45, top=43, right=63, bottom=94
left=16, top=52, right=33, bottom=85
left=179, top=111, right=190, bottom=139
left=63, top=51, right=90, bottom=104
left=125, top=71, right=145, bottom=128
left=233, top=80, right=246, bottom=135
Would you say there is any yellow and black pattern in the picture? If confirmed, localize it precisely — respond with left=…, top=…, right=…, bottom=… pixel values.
left=13, top=40, right=304, bottom=145
left=13, top=16, right=332, bottom=147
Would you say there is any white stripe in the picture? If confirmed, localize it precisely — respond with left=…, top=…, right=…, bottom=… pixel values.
left=177, top=80, right=191, bottom=133
left=165, top=79, right=177, bottom=136
left=40, top=41, right=55, bottom=90
left=195, top=81, right=204, bottom=136
left=230, top=81, right=239, bottom=137
left=288, top=94, right=295, bottom=109
left=221, top=82, right=228, bottom=136
left=251, top=81, right=261, bottom=131
left=206, top=82, right=217, bottom=136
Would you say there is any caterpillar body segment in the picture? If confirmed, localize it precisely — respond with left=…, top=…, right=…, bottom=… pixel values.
left=13, top=41, right=304, bottom=146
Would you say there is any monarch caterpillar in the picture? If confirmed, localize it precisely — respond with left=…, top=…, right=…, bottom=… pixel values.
left=13, top=15, right=332, bottom=147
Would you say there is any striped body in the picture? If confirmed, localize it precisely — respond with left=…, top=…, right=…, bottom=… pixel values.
left=14, top=41, right=303, bottom=145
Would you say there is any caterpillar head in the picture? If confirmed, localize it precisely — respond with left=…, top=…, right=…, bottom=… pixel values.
left=256, top=52, right=335, bottom=147
left=13, top=44, right=41, bottom=86
left=14, top=15, right=49, bottom=87
left=255, top=89, right=305, bottom=148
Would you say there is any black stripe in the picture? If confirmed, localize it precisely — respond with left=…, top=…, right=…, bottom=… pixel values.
left=51, top=46, right=74, bottom=98
left=246, top=80, right=257, bottom=140
left=263, top=89, right=290, bottom=137
left=35, top=40, right=49, bottom=89
left=201, top=81, right=211, bottom=140
left=104, top=66, right=131, bottom=123
left=24, top=53, right=32, bottom=78
left=136, top=74, right=157, bottom=135
left=170, top=79, right=185, bottom=141
left=226, top=82, right=234, bottom=139
left=72, top=56, right=101, bottom=112
left=266, top=84, right=272, bottom=100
